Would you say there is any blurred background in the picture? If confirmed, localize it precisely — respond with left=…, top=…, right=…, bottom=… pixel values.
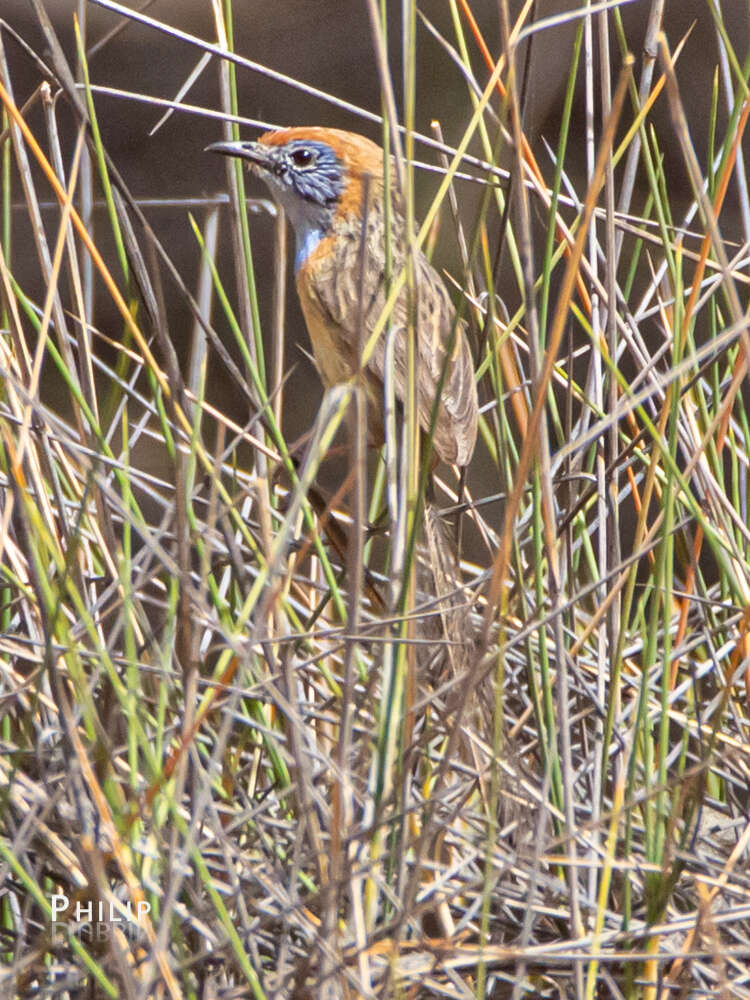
left=5, top=7, right=750, bottom=996
left=5, top=0, right=745, bottom=462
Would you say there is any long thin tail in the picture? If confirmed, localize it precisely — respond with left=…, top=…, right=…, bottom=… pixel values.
left=416, top=500, right=475, bottom=680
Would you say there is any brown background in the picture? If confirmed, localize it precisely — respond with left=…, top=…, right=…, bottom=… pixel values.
left=3, top=1, right=747, bottom=487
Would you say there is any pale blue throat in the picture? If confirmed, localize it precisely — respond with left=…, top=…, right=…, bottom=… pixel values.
left=261, top=169, right=339, bottom=273
left=294, top=221, right=324, bottom=273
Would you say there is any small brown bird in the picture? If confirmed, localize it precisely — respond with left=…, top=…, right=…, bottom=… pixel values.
left=208, top=127, right=478, bottom=467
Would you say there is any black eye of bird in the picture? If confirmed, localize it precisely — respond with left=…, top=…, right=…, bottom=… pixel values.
left=290, top=148, right=314, bottom=168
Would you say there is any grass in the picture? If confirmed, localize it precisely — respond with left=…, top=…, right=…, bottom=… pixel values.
left=1, top=1, right=750, bottom=997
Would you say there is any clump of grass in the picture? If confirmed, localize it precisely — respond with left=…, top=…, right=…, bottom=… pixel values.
left=1, top=2, right=749, bottom=998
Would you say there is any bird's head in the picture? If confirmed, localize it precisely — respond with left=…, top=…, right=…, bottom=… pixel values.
left=207, top=127, right=385, bottom=270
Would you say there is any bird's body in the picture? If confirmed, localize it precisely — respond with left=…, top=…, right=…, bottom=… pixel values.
left=208, top=127, right=478, bottom=467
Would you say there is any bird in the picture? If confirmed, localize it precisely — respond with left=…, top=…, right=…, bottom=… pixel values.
left=207, top=126, right=478, bottom=467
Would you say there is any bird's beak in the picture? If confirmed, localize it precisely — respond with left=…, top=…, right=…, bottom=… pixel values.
left=205, top=139, right=272, bottom=172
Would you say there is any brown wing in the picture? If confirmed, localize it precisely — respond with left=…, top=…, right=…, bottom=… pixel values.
left=301, top=198, right=478, bottom=466
left=388, top=250, right=477, bottom=466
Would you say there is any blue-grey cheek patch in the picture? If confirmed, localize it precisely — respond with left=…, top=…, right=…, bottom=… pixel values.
left=286, top=141, right=345, bottom=206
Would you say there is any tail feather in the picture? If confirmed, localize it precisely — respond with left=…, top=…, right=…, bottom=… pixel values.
left=416, top=501, right=475, bottom=680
